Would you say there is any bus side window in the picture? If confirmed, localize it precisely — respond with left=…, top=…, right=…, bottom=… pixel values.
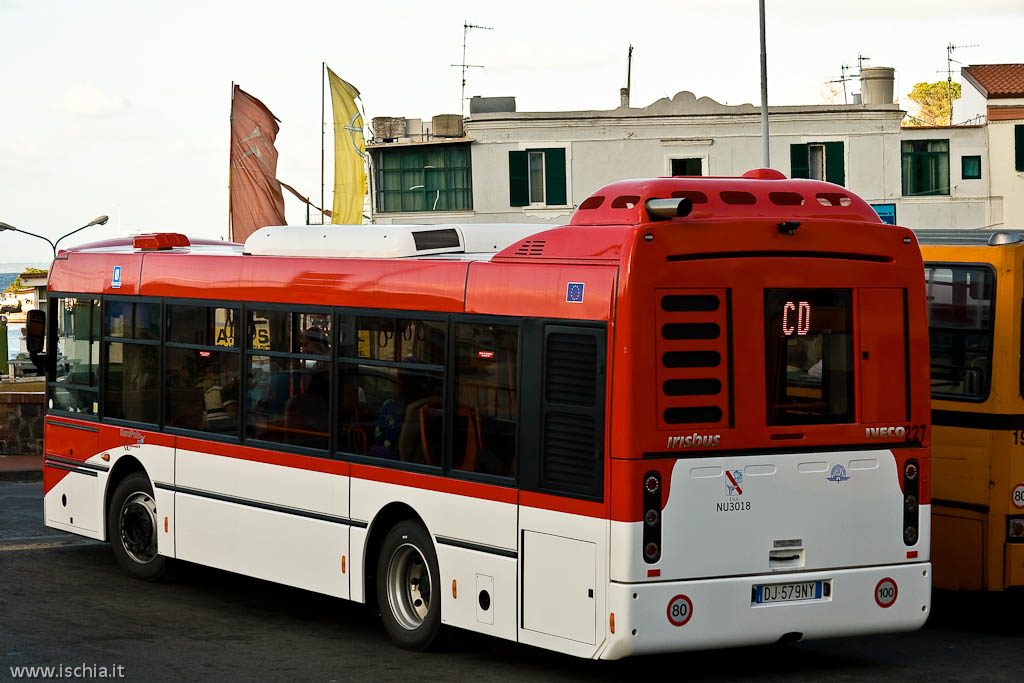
left=453, top=322, right=518, bottom=477
left=924, top=265, right=995, bottom=400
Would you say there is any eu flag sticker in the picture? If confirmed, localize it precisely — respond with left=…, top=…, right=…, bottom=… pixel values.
left=566, top=282, right=584, bottom=303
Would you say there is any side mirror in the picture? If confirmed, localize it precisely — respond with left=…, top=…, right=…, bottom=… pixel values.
left=26, top=309, right=46, bottom=372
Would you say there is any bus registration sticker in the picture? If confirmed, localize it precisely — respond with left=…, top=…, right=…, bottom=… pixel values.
left=666, top=594, right=693, bottom=627
left=1013, top=483, right=1024, bottom=509
left=874, top=578, right=898, bottom=608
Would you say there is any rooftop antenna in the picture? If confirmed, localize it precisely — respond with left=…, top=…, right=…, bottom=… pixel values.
left=940, top=42, right=979, bottom=124
left=829, top=64, right=853, bottom=104
left=451, top=21, right=493, bottom=118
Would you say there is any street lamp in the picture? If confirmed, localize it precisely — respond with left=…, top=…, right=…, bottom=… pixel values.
left=0, top=215, right=109, bottom=259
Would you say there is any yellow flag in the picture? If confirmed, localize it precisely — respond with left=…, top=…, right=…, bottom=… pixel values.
left=327, top=67, right=367, bottom=224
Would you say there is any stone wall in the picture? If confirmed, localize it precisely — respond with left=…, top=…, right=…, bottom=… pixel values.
left=0, top=392, right=44, bottom=456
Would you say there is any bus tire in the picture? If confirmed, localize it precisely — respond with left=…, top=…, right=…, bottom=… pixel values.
left=108, top=472, right=166, bottom=581
left=376, top=520, right=441, bottom=651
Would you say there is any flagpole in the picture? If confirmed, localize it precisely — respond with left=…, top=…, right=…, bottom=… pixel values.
left=229, top=81, right=234, bottom=240
left=321, top=62, right=326, bottom=225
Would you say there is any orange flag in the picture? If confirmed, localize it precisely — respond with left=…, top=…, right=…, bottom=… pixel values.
left=230, top=85, right=286, bottom=243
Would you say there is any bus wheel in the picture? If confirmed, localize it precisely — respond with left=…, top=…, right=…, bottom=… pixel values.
left=108, top=472, right=166, bottom=581
left=376, top=521, right=441, bottom=650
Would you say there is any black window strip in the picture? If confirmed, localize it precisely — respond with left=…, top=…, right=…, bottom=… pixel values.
left=668, top=250, right=893, bottom=264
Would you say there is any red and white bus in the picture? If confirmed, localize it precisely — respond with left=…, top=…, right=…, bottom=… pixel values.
left=36, top=170, right=931, bottom=659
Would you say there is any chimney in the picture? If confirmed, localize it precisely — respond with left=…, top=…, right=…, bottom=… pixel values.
left=860, top=67, right=895, bottom=105
left=620, top=87, right=630, bottom=108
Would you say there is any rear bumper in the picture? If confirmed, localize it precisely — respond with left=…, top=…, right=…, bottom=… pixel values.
left=598, top=562, right=930, bottom=660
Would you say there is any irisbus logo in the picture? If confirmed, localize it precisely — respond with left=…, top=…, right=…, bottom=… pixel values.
left=666, top=433, right=721, bottom=449
left=865, top=426, right=906, bottom=439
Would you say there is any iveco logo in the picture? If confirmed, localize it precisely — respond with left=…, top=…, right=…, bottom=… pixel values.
left=865, top=426, right=906, bottom=439
left=666, top=433, right=721, bottom=449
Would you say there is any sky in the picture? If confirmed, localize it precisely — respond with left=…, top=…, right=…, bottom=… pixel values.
left=0, top=0, right=1022, bottom=263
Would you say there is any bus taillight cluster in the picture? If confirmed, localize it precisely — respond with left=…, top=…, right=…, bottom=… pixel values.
left=643, top=471, right=662, bottom=564
left=903, top=459, right=920, bottom=546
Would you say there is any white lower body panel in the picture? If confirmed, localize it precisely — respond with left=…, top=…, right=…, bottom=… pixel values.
left=599, top=562, right=931, bottom=660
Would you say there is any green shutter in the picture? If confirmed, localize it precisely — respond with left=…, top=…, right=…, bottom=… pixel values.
left=509, top=151, right=528, bottom=207
left=543, top=148, right=567, bottom=205
left=790, top=144, right=809, bottom=179
left=824, top=141, right=845, bottom=186
left=1016, top=125, right=1024, bottom=172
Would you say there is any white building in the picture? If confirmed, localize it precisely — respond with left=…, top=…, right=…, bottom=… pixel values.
left=367, top=67, right=1000, bottom=230
left=956, top=64, right=1024, bottom=230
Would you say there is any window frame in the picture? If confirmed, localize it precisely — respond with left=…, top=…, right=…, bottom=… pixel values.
left=508, top=148, right=568, bottom=208
left=923, top=261, right=997, bottom=403
left=373, top=143, right=473, bottom=214
left=901, top=138, right=951, bottom=197
left=961, top=154, right=982, bottom=180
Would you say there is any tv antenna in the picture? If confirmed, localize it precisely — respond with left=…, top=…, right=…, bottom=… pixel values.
left=939, top=42, right=979, bottom=124
left=451, top=21, right=493, bottom=118
left=829, top=64, right=854, bottom=104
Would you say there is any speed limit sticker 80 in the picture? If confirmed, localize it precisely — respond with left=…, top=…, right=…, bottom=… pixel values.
left=874, top=578, right=898, bottom=608
left=666, top=594, right=693, bottom=626
left=1013, top=483, right=1024, bottom=509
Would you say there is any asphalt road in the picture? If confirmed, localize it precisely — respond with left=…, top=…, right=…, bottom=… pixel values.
left=0, top=480, right=1020, bottom=682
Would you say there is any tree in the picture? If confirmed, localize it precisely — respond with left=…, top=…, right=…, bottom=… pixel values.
left=903, top=81, right=961, bottom=127
left=4, top=267, right=47, bottom=293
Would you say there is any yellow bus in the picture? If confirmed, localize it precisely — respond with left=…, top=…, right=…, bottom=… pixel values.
left=917, top=230, right=1024, bottom=591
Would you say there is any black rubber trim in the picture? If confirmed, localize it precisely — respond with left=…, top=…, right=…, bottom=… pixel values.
left=158, top=483, right=368, bottom=527
left=642, top=441, right=914, bottom=459
left=45, top=419, right=99, bottom=433
left=932, top=410, right=1024, bottom=430
left=44, top=454, right=109, bottom=472
left=435, top=535, right=517, bottom=559
left=933, top=498, right=990, bottom=514
left=667, top=251, right=893, bottom=264
left=44, top=461, right=98, bottom=477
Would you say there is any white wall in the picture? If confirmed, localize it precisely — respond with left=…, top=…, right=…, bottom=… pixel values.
left=988, top=116, right=1024, bottom=229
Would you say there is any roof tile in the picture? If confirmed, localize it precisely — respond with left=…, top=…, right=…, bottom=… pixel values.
left=962, top=64, right=1024, bottom=98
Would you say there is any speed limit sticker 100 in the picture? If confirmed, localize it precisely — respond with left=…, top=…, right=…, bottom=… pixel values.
left=1013, top=483, right=1024, bottom=509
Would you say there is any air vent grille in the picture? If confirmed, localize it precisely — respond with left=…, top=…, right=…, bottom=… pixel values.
left=514, top=239, right=546, bottom=256
left=541, top=327, right=605, bottom=499
left=656, top=288, right=731, bottom=431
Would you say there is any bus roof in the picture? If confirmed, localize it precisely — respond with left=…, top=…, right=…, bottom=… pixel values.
left=912, top=229, right=1024, bottom=247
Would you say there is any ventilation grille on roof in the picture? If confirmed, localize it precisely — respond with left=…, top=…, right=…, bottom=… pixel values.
left=412, top=228, right=461, bottom=250
left=515, top=239, right=546, bottom=256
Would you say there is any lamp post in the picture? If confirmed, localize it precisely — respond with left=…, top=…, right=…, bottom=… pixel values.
left=0, top=215, right=109, bottom=259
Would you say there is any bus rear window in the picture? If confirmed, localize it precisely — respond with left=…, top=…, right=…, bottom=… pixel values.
left=765, top=289, right=854, bottom=425
left=924, top=265, right=994, bottom=400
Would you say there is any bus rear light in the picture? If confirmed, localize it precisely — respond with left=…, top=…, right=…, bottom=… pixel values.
left=643, top=471, right=662, bottom=564
left=1008, top=517, right=1024, bottom=542
left=904, top=461, right=918, bottom=481
left=902, top=459, right=920, bottom=547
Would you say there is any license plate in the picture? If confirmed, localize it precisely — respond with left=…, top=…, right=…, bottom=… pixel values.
left=752, top=580, right=825, bottom=605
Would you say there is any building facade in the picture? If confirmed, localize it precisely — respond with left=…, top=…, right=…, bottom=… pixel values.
left=368, top=70, right=1013, bottom=231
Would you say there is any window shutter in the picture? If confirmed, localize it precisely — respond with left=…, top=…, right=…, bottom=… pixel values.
left=1016, top=125, right=1024, bottom=172
left=790, top=144, right=809, bottom=179
left=540, top=326, right=605, bottom=500
left=543, top=148, right=567, bottom=205
left=824, top=141, right=845, bottom=186
left=509, top=151, right=528, bottom=207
